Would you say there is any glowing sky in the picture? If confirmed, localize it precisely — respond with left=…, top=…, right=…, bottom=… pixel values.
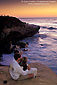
left=0, top=0, right=57, bottom=17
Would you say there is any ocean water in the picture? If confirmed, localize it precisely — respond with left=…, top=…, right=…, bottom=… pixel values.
left=0, top=17, right=57, bottom=74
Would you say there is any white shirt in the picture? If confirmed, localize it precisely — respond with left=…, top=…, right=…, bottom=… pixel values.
left=9, top=58, right=28, bottom=80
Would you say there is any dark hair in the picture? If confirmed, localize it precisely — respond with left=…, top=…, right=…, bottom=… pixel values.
left=14, top=50, right=19, bottom=54
left=22, top=57, right=27, bottom=64
left=26, top=42, right=29, bottom=45
left=19, top=57, right=27, bottom=65
left=19, top=57, right=27, bottom=71
left=14, top=54, right=21, bottom=60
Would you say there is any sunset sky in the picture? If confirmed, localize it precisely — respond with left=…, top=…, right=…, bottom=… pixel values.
left=0, top=0, right=57, bottom=18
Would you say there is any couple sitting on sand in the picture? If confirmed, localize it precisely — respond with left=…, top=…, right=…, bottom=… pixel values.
left=9, top=50, right=37, bottom=80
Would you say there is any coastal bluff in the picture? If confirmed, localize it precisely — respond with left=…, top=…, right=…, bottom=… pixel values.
left=0, top=63, right=57, bottom=85
left=0, top=16, right=40, bottom=54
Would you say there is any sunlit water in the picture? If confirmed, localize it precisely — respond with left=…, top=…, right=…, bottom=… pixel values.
left=0, top=17, right=57, bottom=74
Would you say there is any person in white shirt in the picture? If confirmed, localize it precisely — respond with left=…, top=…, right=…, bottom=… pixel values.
left=9, top=54, right=37, bottom=80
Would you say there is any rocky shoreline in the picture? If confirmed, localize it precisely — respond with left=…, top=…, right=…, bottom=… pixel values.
left=0, top=63, right=57, bottom=85
left=0, top=16, right=40, bottom=54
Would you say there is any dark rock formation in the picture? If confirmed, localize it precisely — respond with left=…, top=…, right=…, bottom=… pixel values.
left=0, top=15, right=40, bottom=54
left=48, top=27, right=56, bottom=30
left=16, top=41, right=29, bottom=48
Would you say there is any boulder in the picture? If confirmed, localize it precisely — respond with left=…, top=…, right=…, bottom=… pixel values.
left=0, top=16, right=40, bottom=54
left=48, top=27, right=56, bottom=30
left=16, top=41, right=29, bottom=48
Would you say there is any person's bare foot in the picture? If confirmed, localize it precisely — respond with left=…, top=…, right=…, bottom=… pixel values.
left=28, top=74, right=34, bottom=78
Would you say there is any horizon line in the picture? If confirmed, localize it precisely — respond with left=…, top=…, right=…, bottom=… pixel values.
left=19, top=16, right=57, bottom=18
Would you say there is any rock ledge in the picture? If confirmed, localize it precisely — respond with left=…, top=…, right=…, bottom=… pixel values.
left=0, top=63, right=57, bottom=85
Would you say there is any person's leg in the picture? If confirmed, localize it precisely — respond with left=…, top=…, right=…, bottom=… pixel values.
left=27, top=68, right=37, bottom=78
left=28, top=74, right=34, bottom=78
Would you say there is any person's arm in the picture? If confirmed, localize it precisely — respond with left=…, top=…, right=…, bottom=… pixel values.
left=15, top=63, right=28, bottom=76
left=27, top=64, right=31, bottom=70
